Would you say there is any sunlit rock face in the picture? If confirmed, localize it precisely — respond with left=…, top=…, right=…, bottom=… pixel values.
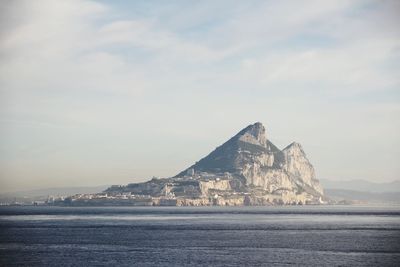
left=238, top=122, right=267, bottom=147
left=282, top=142, right=324, bottom=195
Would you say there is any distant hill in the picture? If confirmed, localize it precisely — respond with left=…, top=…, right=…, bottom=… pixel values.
left=1, top=185, right=110, bottom=198
left=320, top=179, right=400, bottom=204
left=324, top=189, right=400, bottom=204
left=320, top=179, right=400, bottom=193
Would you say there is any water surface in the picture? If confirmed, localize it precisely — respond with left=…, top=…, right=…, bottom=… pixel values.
left=0, top=205, right=399, bottom=266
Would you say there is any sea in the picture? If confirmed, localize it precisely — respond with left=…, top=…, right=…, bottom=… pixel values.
left=0, top=205, right=399, bottom=266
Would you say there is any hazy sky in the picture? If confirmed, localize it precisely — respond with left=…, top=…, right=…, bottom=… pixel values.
left=0, top=0, right=399, bottom=192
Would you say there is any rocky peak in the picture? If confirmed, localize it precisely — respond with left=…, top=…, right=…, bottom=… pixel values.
left=285, top=141, right=302, bottom=148
left=238, top=122, right=267, bottom=147
left=283, top=142, right=305, bottom=155
left=282, top=141, right=323, bottom=195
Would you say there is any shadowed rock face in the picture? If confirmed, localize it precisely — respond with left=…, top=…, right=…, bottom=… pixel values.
left=177, top=122, right=324, bottom=196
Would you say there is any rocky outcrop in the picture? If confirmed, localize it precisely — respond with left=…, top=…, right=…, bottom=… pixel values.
left=105, top=122, right=324, bottom=205
left=282, top=142, right=324, bottom=195
left=199, top=179, right=231, bottom=196
left=178, top=122, right=324, bottom=198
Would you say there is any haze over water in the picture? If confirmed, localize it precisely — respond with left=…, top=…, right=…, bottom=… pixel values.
left=1, top=206, right=399, bottom=266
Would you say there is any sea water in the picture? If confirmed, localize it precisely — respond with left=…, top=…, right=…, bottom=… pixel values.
left=0, top=205, right=399, bottom=266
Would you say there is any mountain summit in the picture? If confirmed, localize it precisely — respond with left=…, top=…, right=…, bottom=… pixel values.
left=105, top=122, right=324, bottom=206
left=177, top=122, right=282, bottom=175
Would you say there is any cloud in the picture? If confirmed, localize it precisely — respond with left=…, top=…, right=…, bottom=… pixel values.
left=0, top=0, right=399, bottom=191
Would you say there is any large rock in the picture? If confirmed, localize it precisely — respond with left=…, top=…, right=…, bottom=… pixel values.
left=106, top=122, right=324, bottom=205
left=178, top=122, right=324, bottom=198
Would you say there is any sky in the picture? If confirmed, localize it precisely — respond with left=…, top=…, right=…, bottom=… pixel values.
left=0, top=0, right=399, bottom=192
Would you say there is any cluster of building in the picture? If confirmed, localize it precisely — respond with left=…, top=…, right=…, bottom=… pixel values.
left=48, top=174, right=326, bottom=206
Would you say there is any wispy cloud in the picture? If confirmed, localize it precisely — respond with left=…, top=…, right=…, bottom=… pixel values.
left=0, top=0, right=399, bottom=191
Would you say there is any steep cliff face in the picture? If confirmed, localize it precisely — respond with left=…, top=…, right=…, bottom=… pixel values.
left=178, top=122, right=324, bottom=198
left=282, top=142, right=324, bottom=195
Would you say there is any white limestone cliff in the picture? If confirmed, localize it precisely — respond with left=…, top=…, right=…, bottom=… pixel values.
left=282, top=142, right=324, bottom=195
